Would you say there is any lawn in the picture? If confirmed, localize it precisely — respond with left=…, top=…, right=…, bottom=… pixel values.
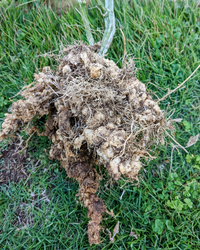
left=0, top=0, right=200, bottom=249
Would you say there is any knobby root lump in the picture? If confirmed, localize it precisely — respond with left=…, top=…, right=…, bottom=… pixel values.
left=0, top=44, right=168, bottom=245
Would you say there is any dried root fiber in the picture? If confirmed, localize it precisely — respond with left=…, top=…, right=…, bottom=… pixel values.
left=0, top=44, right=167, bottom=245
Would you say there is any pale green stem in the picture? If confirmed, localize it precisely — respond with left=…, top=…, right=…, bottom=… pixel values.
left=78, top=0, right=94, bottom=45
left=98, top=0, right=115, bottom=56
left=77, top=0, right=115, bottom=55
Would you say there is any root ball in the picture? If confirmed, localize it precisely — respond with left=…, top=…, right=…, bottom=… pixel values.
left=0, top=44, right=168, bottom=245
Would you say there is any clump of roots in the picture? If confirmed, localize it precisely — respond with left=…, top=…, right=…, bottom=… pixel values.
left=0, top=43, right=168, bottom=245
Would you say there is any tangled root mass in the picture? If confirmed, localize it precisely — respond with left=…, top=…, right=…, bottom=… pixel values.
left=0, top=44, right=167, bottom=245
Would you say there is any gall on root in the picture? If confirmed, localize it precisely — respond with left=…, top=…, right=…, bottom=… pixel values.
left=0, top=44, right=169, bottom=245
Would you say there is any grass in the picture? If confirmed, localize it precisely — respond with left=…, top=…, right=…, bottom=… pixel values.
left=0, top=0, right=200, bottom=249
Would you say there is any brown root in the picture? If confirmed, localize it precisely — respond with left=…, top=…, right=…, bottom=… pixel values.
left=0, top=43, right=169, bottom=244
left=63, top=161, right=106, bottom=245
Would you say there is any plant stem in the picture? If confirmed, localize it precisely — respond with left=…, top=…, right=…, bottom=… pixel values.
left=77, top=0, right=94, bottom=45
left=77, top=0, right=116, bottom=55
left=99, top=0, right=115, bottom=56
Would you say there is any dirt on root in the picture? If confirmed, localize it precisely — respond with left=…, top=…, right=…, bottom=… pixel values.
left=0, top=43, right=170, bottom=245
left=0, top=141, right=29, bottom=185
